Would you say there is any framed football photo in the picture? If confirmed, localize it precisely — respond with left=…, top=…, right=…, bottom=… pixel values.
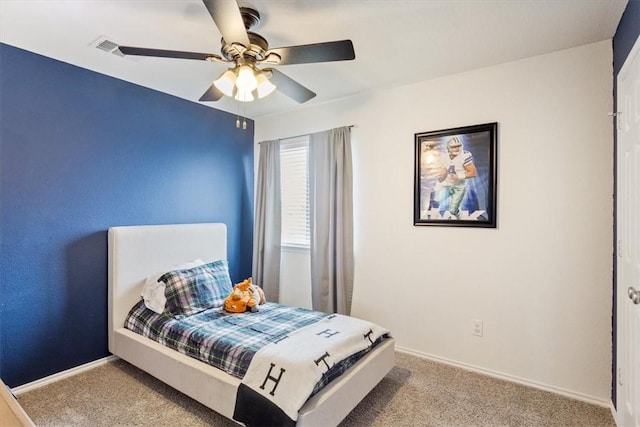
left=414, top=122, right=497, bottom=228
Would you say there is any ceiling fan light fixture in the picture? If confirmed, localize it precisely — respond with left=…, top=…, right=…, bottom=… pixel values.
left=256, top=71, right=276, bottom=98
left=213, top=69, right=237, bottom=97
left=235, top=65, right=258, bottom=93
left=215, top=65, right=275, bottom=102
left=235, top=88, right=255, bottom=102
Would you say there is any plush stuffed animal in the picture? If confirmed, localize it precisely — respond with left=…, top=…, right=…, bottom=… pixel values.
left=224, top=278, right=266, bottom=313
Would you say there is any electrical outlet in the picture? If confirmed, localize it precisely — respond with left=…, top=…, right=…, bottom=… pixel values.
left=472, top=319, right=483, bottom=337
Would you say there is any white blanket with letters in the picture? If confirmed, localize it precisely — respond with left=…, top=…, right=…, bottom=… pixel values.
left=232, top=313, right=388, bottom=425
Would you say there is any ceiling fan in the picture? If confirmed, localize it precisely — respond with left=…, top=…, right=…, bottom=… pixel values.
left=118, top=0, right=356, bottom=105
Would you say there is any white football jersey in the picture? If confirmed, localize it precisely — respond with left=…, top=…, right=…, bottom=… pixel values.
left=441, top=151, right=473, bottom=187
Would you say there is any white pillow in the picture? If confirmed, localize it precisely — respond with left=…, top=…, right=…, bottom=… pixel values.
left=140, top=259, right=205, bottom=314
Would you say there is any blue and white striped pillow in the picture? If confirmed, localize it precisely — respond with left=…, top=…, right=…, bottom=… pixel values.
left=160, top=260, right=233, bottom=318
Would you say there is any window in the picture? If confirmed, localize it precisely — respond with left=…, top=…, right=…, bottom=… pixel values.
left=280, top=136, right=310, bottom=248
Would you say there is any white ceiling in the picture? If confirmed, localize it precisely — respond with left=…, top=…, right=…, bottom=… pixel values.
left=0, top=0, right=628, bottom=119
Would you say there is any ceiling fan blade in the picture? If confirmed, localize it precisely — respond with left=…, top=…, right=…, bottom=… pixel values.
left=199, top=83, right=224, bottom=102
left=118, top=46, right=222, bottom=61
left=202, top=0, right=250, bottom=48
left=267, top=40, right=355, bottom=65
left=266, top=68, right=316, bottom=103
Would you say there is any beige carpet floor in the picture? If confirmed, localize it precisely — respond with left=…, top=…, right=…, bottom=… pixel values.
left=17, top=352, right=616, bottom=426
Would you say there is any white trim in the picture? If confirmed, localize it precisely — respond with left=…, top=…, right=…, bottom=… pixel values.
left=12, top=355, right=119, bottom=395
left=396, top=346, right=612, bottom=408
left=611, top=401, right=621, bottom=426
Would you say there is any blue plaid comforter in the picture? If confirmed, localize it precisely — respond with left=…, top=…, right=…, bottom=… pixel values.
left=125, top=301, right=327, bottom=379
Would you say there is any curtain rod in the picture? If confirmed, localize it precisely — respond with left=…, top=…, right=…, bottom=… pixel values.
left=259, top=125, right=356, bottom=143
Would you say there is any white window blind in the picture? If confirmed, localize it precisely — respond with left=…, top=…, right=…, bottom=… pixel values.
left=280, top=136, right=310, bottom=248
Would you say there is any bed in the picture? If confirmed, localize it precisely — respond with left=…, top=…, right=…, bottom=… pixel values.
left=107, top=222, right=395, bottom=426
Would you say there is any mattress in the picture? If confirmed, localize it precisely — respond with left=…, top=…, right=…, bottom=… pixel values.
left=125, top=300, right=389, bottom=399
left=125, top=300, right=326, bottom=377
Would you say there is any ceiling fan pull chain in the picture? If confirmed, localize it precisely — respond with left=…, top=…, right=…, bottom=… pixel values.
left=242, top=101, right=247, bottom=130
left=236, top=98, right=241, bottom=128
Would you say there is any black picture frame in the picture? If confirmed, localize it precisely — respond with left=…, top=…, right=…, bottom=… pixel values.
left=414, top=122, right=497, bottom=228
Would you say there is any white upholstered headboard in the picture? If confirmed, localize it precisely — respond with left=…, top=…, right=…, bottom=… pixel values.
left=107, top=223, right=227, bottom=353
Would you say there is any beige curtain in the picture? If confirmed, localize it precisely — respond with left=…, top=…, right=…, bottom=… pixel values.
left=309, top=126, right=354, bottom=314
left=252, top=139, right=281, bottom=302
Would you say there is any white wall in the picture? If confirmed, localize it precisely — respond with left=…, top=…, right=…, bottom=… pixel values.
left=255, top=41, right=614, bottom=403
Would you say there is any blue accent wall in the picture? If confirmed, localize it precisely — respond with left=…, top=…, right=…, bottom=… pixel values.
left=611, top=0, right=640, bottom=407
left=0, top=43, right=255, bottom=387
left=614, top=0, right=640, bottom=75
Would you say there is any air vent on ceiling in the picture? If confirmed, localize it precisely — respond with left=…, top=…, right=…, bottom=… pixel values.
left=91, top=36, right=125, bottom=57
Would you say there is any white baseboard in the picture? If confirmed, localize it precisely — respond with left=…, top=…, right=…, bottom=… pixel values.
left=395, top=346, right=612, bottom=408
left=611, top=402, right=620, bottom=425
left=12, top=355, right=119, bottom=395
